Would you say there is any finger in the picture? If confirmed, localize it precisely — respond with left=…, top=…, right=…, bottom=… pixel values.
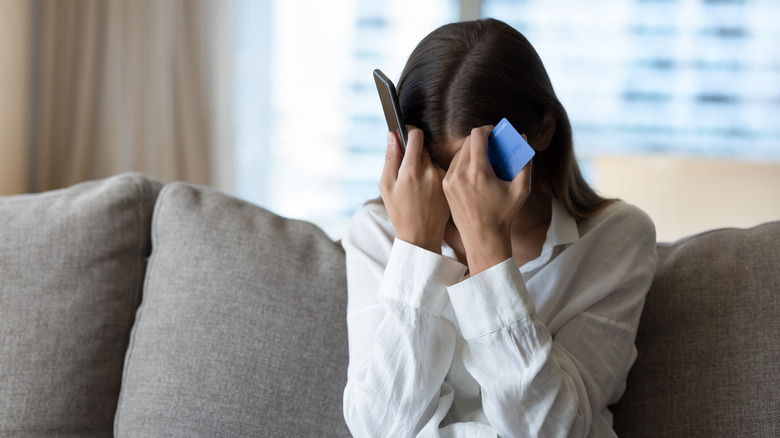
left=380, top=131, right=402, bottom=188
left=453, top=133, right=471, bottom=171
left=469, top=125, right=494, bottom=167
left=444, top=146, right=464, bottom=188
left=401, top=126, right=425, bottom=169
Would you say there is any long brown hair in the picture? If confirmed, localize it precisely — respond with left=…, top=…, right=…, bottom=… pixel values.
left=396, top=18, right=611, bottom=221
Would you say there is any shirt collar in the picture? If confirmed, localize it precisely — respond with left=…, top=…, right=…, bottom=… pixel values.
left=521, top=198, right=579, bottom=272
left=547, top=198, right=580, bottom=248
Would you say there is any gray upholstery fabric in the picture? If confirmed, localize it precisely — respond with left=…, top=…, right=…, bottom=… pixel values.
left=612, top=221, right=780, bottom=437
left=0, top=173, right=161, bottom=437
left=115, top=182, right=351, bottom=437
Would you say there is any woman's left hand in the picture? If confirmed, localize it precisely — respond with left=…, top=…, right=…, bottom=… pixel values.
left=442, top=126, right=533, bottom=275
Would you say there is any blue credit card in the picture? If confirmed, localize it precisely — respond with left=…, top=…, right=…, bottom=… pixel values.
left=487, top=118, right=535, bottom=181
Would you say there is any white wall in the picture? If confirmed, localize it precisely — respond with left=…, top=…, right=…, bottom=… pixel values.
left=0, top=0, right=30, bottom=195
left=593, top=155, right=780, bottom=242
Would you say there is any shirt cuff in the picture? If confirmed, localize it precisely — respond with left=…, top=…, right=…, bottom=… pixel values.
left=379, top=238, right=468, bottom=316
left=447, top=258, right=536, bottom=340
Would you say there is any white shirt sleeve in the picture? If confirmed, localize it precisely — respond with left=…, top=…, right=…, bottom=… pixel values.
left=448, top=260, right=587, bottom=436
left=342, top=203, right=468, bottom=437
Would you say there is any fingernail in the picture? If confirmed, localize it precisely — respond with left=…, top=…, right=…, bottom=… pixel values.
left=387, top=132, right=394, bottom=145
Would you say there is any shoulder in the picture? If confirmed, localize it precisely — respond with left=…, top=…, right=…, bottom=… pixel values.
left=345, top=198, right=394, bottom=240
left=577, top=200, right=657, bottom=258
left=564, top=202, right=657, bottom=311
left=582, top=201, right=655, bottom=240
left=342, top=198, right=395, bottom=256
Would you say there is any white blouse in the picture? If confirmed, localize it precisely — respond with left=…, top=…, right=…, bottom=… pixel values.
left=342, top=198, right=657, bottom=437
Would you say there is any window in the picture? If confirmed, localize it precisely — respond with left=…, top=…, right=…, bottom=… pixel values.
left=482, top=0, right=780, bottom=160
left=234, top=0, right=457, bottom=238
left=234, top=0, right=780, bottom=239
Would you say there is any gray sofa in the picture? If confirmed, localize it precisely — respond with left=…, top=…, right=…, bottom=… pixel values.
left=0, top=173, right=777, bottom=437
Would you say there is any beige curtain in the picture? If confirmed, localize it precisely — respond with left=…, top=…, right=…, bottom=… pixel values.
left=0, top=0, right=31, bottom=196
left=29, top=0, right=234, bottom=192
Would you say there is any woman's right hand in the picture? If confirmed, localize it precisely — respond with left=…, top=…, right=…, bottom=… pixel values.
left=379, top=127, right=450, bottom=254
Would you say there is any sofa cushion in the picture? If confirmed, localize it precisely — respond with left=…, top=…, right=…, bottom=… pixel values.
left=115, top=182, right=350, bottom=437
left=0, top=173, right=161, bottom=437
left=612, top=221, right=780, bottom=437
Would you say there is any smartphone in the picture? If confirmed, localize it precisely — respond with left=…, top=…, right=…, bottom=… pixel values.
left=373, top=69, right=408, bottom=149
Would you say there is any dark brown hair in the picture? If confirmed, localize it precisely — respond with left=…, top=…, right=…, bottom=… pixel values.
left=396, top=18, right=611, bottom=221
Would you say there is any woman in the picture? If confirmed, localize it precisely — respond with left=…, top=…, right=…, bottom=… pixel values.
left=342, top=18, right=656, bottom=437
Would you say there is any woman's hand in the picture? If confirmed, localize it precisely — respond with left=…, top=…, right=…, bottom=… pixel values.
left=442, top=126, right=533, bottom=274
left=379, top=127, right=450, bottom=254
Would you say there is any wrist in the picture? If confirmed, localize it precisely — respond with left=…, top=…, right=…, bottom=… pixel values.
left=464, top=232, right=512, bottom=275
left=396, top=231, right=444, bottom=255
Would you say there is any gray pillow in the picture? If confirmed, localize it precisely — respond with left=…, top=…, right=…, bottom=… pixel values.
left=0, top=173, right=161, bottom=437
left=612, top=221, right=780, bottom=437
left=115, top=182, right=350, bottom=437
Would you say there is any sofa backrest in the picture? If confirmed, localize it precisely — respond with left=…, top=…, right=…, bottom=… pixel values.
left=612, top=221, right=780, bottom=437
